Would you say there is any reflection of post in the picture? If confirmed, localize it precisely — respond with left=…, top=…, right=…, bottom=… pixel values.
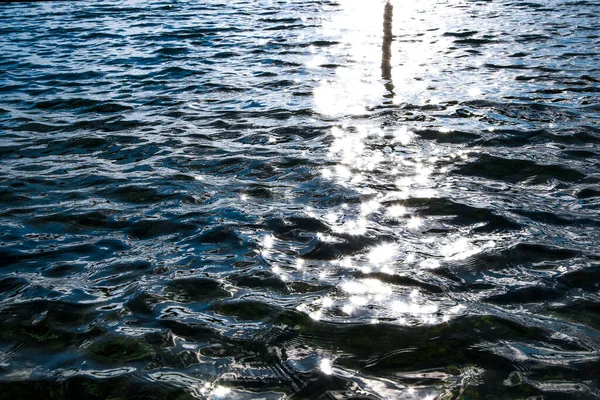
left=381, top=0, right=394, bottom=95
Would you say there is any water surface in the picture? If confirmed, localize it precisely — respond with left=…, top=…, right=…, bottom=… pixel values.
left=1, top=0, right=600, bottom=398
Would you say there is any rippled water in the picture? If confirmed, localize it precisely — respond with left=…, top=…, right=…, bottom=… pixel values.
left=1, top=0, right=600, bottom=398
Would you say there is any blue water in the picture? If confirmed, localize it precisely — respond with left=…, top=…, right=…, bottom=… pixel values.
left=1, top=0, right=600, bottom=398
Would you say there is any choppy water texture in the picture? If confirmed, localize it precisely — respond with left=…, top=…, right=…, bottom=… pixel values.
left=1, top=0, right=600, bottom=398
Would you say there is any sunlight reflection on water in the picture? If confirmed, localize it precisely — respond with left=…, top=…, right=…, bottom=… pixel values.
left=313, top=0, right=470, bottom=114
left=294, top=0, right=483, bottom=339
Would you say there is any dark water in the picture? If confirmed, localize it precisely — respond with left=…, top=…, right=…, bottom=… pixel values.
left=1, top=0, right=600, bottom=398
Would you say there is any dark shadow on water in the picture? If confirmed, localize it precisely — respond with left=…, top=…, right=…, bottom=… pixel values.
left=381, top=0, right=394, bottom=98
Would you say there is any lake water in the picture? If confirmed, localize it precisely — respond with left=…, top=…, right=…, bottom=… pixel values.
left=1, top=0, right=600, bottom=398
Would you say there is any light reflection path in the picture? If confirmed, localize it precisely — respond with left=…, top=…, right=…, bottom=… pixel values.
left=255, top=0, right=502, bottom=397
left=290, top=0, right=491, bottom=329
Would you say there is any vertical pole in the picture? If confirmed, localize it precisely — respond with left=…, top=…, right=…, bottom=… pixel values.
left=381, top=0, right=394, bottom=80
